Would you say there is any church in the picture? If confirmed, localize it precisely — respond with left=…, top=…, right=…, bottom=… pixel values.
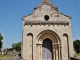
left=21, top=0, right=74, bottom=60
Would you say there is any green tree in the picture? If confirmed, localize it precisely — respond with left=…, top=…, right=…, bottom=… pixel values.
left=12, top=43, right=17, bottom=49
left=73, top=40, right=80, bottom=53
left=0, top=33, right=3, bottom=51
left=6, top=48, right=13, bottom=51
left=12, top=41, right=21, bottom=52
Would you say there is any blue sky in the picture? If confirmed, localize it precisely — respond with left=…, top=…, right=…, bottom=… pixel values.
left=0, top=0, right=80, bottom=49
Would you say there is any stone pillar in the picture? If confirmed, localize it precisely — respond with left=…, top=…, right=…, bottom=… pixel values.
left=36, top=43, right=42, bottom=60
left=52, top=44, right=54, bottom=60
left=36, top=45, right=39, bottom=60
left=58, top=44, right=61, bottom=60
left=27, top=33, right=33, bottom=60
left=40, top=44, right=42, bottom=60
left=53, top=43, right=61, bottom=60
left=56, top=44, right=58, bottom=60
left=39, top=45, right=40, bottom=60
left=53, top=43, right=55, bottom=60
left=63, top=35, right=68, bottom=60
left=55, top=44, right=57, bottom=60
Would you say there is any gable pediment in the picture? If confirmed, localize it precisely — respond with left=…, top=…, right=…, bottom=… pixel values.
left=34, top=0, right=58, bottom=11
left=22, top=0, right=59, bottom=20
left=22, top=5, right=59, bottom=20
left=22, top=0, right=71, bottom=26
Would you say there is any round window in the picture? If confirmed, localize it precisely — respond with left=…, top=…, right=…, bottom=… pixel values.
left=44, top=15, right=49, bottom=21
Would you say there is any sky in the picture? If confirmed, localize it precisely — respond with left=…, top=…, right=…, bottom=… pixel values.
left=0, top=0, right=80, bottom=49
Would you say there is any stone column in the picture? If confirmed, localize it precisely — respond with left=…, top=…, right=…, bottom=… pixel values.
left=40, top=44, right=42, bottom=60
left=27, top=34, right=33, bottom=60
left=55, top=44, right=57, bottom=60
left=36, top=43, right=42, bottom=60
left=58, top=44, right=61, bottom=60
left=53, top=43, right=61, bottom=60
left=36, top=45, right=39, bottom=60
left=60, top=44, right=62, bottom=60
left=53, top=43, right=55, bottom=60
left=56, top=44, right=58, bottom=60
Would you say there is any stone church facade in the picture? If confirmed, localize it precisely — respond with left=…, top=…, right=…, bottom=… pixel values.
left=22, top=0, right=74, bottom=60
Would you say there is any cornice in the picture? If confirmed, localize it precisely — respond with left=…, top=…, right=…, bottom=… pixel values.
left=24, top=20, right=69, bottom=26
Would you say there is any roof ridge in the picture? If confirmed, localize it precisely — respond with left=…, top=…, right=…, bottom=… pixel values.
left=34, top=0, right=58, bottom=10
left=43, top=0, right=48, bottom=1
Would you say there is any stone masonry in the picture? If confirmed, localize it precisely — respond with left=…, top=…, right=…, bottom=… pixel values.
left=21, top=0, right=74, bottom=60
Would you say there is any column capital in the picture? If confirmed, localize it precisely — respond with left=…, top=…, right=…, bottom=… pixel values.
left=36, top=43, right=42, bottom=45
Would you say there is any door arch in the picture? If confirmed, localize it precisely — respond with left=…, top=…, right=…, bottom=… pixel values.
left=42, top=38, right=52, bottom=60
left=36, top=30, right=62, bottom=60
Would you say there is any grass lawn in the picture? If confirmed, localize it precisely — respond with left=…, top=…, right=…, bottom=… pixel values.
left=74, top=53, right=80, bottom=57
left=0, top=54, right=13, bottom=59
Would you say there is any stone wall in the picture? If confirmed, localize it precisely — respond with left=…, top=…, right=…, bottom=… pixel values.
left=22, top=1, right=74, bottom=60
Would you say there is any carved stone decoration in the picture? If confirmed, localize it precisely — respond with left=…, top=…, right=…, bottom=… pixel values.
left=24, top=20, right=69, bottom=26
left=22, top=0, right=74, bottom=60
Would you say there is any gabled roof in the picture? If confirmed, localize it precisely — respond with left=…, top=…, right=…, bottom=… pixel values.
left=34, top=0, right=58, bottom=10
left=22, top=0, right=71, bottom=20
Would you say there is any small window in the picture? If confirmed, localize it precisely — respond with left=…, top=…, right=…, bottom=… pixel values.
left=44, top=15, right=49, bottom=21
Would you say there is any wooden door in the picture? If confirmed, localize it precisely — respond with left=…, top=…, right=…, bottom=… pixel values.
left=42, top=38, right=52, bottom=60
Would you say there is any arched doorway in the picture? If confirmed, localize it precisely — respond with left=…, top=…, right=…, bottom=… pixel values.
left=36, top=30, right=62, bottom=60
left=42, top=38, right=52, bottom=60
